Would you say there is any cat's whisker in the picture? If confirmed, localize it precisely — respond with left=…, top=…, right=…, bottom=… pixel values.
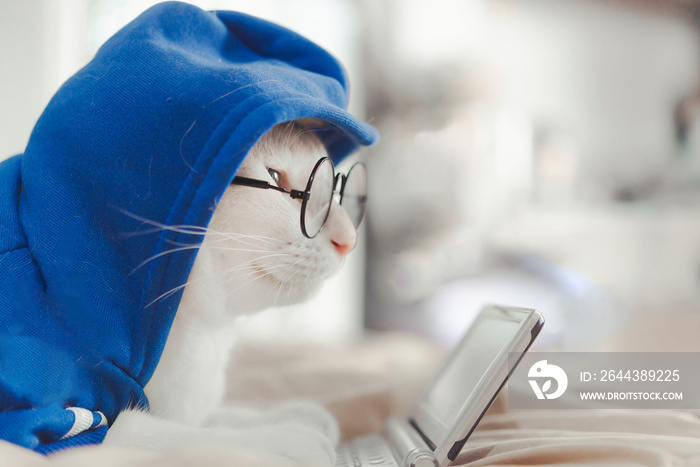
left=204, top=232, right=282, bottom=245
left=145, top=285, right=188, bottom=308
left=212, top=234, right=281, bottom=249
left=222, top=257, right=304, bottom=299
left=222, top=259, right=294, bottom=283
left=127, top=225, right=280, bottom=246
left=145, top=253, right=291, bottom=307
left=280, top=268, right=304, bottom=304
left=116, top=209, right=209, bottom=236
left=197, top=246, right=285, bottom=258
left=130, top=245, right=202, bottom=276
left=123, top=225, right=210, bottom=237
left=131, top=244, right=283, bottom=275
left=271, top=258, right=304, bottom=306
left=218, top=255, right=290, bottom=278
left=295, top=267, right=315, bottom=302
left=148, top=265, right=260, bottom=308
left=276, top=260, right=312, bottom=306
left=223, top=269, right=277, bottom=298
left=187, top=252, right=292, bottom=286
left=164, top=235, right=278, bottom=250
left=272, top=276, right=287, bottom=307
left=117, top=209, right=281, bottom=245
left=183, top=231, right=281, bottom=247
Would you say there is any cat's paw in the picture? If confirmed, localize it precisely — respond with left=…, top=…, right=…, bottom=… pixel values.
left=248, top=423, right=336, bottom=466
left=105, top=408, right=335, bottom=465
left=268, top=400, right=340, bottom=446
left=205, top=401, right=339, bottom=445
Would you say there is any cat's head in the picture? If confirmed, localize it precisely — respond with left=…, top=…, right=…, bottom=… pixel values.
left=183, top=121, right=360, bottom=316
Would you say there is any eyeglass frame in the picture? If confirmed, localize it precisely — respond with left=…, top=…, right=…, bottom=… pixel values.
left=230, top=157, right=367, bottom=239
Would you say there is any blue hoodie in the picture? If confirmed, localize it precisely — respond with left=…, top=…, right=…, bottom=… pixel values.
left=0, top=1, right=377, bottom=454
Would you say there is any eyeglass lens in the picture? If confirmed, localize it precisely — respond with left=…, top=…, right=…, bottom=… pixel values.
left=303, top=158, right=335, bottom=238
left=340, top=163, right=367, bottom=228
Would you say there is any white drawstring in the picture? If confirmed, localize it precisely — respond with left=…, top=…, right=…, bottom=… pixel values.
left=62, top=407, right=108, bottom=439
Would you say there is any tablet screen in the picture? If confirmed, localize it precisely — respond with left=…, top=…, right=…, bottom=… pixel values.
left=421, top=308, right=527, bottom=427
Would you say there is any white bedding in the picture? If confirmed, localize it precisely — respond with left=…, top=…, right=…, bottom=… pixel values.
left=3, top=327, right=700, bottom=466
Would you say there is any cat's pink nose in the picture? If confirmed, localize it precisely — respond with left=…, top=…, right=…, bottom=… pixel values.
left=326, top=203, right=357, bottom=256
left=331, top=239, right=354, bottom=256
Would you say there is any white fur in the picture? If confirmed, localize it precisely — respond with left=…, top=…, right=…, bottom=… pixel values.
left=104, top=122, right=357, bottom=465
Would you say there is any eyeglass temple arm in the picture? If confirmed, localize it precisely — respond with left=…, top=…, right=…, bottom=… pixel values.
left=232, top=176, right=308, bottom=200
left=333, top=174, right=368, bottom=203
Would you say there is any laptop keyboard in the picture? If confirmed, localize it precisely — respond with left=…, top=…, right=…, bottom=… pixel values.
left=336, top=434, right=399, bottom=467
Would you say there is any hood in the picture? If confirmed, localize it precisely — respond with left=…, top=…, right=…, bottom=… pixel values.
left=0, top=1, right=377, bottom=454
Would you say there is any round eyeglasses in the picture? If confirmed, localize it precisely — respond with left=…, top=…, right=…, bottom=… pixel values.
left=231, top=157, right=367, bottom=239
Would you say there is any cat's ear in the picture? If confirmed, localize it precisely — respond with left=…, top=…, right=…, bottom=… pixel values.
left=324, top=202, right=357, bottom=256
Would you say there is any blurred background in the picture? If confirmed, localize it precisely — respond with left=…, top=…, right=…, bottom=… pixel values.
left=2, top=0, right=700, bottom=351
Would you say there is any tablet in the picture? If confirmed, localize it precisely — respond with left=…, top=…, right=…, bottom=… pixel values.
left=409, top=305, right=544, bottom=466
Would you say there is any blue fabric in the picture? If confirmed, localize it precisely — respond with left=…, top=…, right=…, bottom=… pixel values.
left=0, top=1, right=377, bottom=454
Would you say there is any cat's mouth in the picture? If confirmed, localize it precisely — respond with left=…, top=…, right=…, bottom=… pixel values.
left=252, top=264, right=297, bottom=287
left=255, top=262, right=327, bottom=289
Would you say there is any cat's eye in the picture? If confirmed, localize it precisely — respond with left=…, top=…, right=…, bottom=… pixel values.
left=267, top=168, right=281, bottom=186
left=231, top=157, right=367, bottom=239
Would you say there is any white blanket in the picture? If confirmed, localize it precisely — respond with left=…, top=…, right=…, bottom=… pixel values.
left=3, top=330, right=700, bottom=466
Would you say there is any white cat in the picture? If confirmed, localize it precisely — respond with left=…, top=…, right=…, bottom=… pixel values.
left=104, top=121, right=360, bottom=465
